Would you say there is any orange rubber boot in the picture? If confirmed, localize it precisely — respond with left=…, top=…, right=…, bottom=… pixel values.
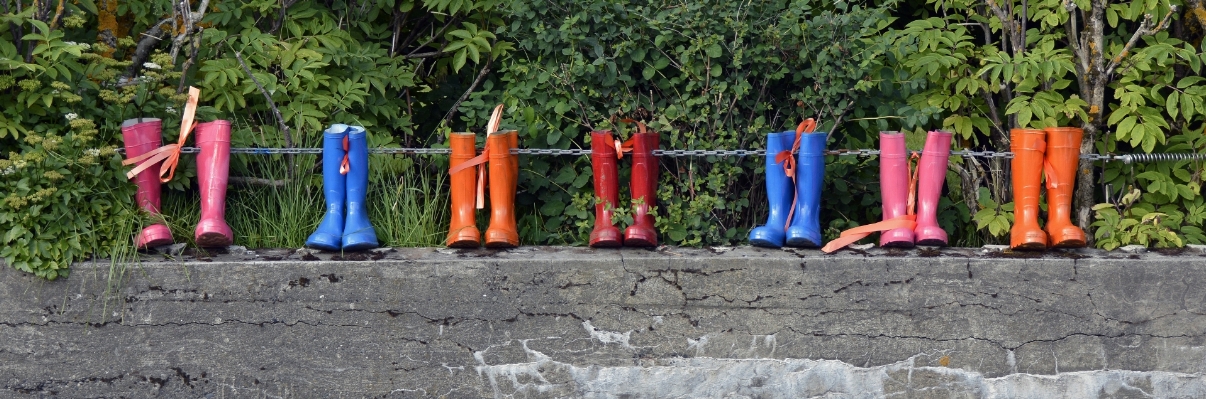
left=445, top=132, right=481, bottom=247
left=1044, top=127, right=1087, bottom=248
left=484, top=130, right=519, bottom=248
left=1010, top=128, right=1048, bottom=250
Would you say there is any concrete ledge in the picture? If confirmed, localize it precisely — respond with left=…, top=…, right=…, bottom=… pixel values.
left=3, top=246, right=1206, bottom=397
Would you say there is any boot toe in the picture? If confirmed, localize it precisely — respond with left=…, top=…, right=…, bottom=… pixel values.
left=1049, top=226, right=1087, bottom=248
left=748, top=226, right=786, bottom=248
left=785, top=226, right=821, bottom=248
left=195, top=220, right=233, bottom=247
left=306, top=233, right=342, bottom=251
left=446, top=226, right=481, bottom=248
left=485, top=228, right=519, bottom=248
left=879, top=228, right=915, bottom=248
left=342, top=227, right=379, bottom=251
left=1011, top=227, right=1048, bottom=250
left=914, top=225, right=948, bottom=246
left=138, top=225, right=174, bottom=249
left=623, top=225, right=658, bottom=247
left=590, top=226, right=622, bottom=248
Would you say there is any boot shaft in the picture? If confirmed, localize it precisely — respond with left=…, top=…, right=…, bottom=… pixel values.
left=194, top=120, right=232, bottom=220
left=485, top=130, right=519, bottom=247
left=1010, top=128, right=1047, bottom=190
left=121, top=119, right=164, bottom=211
left=1043, top=127, right=1083, bottom=192
left=878, top=131, right=910, bottom=218
left=628, top=132, right=660, bottom=203
left=121, top=118, right=163, bottom=156
left=343, top=125, right=370, bottom=204
left=590, top=130, right=620, bottom=212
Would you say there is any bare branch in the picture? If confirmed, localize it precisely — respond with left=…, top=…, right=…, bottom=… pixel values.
left=404, top=16, right=461, bottom=57
left=1063, top=0, right=1087, bottom=66
left=1106, top=7, right=1175, bottom=79
left=403, top=50, right=449, bottom=59
left=169, top=0, right=211, bottom=61
left=441, top=59, right=493, bottom=128
left=269, top=0, right=301, bottom=34
left=176, top=28, right=203, bottom=93
left=235, top=51, right=296, bottom=177
left=125, top=18, right=174, bottom=78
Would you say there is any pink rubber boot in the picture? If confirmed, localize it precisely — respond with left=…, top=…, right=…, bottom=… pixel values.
left=194, top=120, right=234, bottom=247
left=879, top=132, right=915, bottom=247
left=121, top=119, right=174, bottom=249
left=913, top=130, right=952, bottom=246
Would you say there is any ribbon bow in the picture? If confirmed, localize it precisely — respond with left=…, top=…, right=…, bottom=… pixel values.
left=448, top=103, right=506, bottom=209
left=778, top=118, right=817, bottom=230
left=122, top=87, right=201, bottom=183
left=609, top=119, right=648, bottom=159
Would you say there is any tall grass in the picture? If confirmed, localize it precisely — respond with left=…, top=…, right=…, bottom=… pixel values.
left=159, top=153, right=448, bottom=248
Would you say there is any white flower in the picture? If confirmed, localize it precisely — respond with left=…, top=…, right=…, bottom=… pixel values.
left=80, top=43, right=91, bottom=50
left=85, top=149, right=101, bottom=157
left=64, top=113, right=78, bottom=121
left=13, top=160, right=27, bottom=169
left=165, top=106, right=177, bottom=115
left=143, top=62, right=161, bottom=70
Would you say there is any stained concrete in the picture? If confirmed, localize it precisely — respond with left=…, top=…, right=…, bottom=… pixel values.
left=2, top=246, right=1206, bottom=398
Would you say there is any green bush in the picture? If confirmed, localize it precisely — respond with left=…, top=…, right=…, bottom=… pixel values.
left=5, top=0, right=1204, bottom=280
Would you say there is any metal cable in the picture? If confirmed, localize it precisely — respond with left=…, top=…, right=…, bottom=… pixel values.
left=126, top=146, right=1199, bottom=163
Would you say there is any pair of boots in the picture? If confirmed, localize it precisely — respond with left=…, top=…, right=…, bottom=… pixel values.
left=587, top=126, right=660, bottom=248
left=818, top=130, right=953, bottom=252
left=305, top=124, right=379, bottom=251
left=1010, top=127, right=1086, bottom=249
left=445, top=104, right=519, bottom=248
left=748, top=121, right=827, bottom=248
left=121, top=119, right=233, bottom=249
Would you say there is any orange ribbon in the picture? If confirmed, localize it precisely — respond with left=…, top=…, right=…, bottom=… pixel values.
left=780, top=118, right=818, bottom=230
left=448, top=104, right=505, bottom=209
left=122, top=86, right=201, bottom=183
left=612, top=119, right=648, bottom=159
left=821, top=152, right=922, bottom=253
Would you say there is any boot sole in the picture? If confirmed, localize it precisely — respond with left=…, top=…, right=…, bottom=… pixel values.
left=196, top=232, right=233, bottom=248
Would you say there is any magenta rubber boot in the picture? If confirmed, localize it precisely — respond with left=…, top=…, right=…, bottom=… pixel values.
left=194, top=120, right=234, bottom=247
left=879, top=132, right=915, bottom=247
left=913, top=130, right=952, bottom=246
left=121, top=118, right=174, bottom=249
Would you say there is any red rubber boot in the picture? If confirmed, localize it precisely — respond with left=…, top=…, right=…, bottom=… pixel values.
left=194, top=120, right=234, bottom=247
left=121, top=118, right=174, bottom=249
left=589, top=131, right=622, bottom=247
left=623, top=130, right=659, bottom=247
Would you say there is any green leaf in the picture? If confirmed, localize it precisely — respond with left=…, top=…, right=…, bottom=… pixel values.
left=452, top=49, right=467, bottom=72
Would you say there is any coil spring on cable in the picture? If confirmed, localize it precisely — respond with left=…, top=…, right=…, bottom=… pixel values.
left=1117, top=153, right=1206, bottom=164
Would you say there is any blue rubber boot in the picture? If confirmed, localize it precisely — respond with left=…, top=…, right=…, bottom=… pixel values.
left=785, top=132, right=826, bottom=247
left=341, top=125, right=379, bottom=251
left=749, top=131, right=798, bottom=248
left=305, top=127, right=347, bottom=251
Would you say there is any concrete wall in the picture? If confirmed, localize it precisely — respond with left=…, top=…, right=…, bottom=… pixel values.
left=2, top=246, right=1206, bottom=398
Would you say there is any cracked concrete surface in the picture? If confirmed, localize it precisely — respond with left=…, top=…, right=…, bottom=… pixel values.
left=2, top=246, right=1206, bottom=398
